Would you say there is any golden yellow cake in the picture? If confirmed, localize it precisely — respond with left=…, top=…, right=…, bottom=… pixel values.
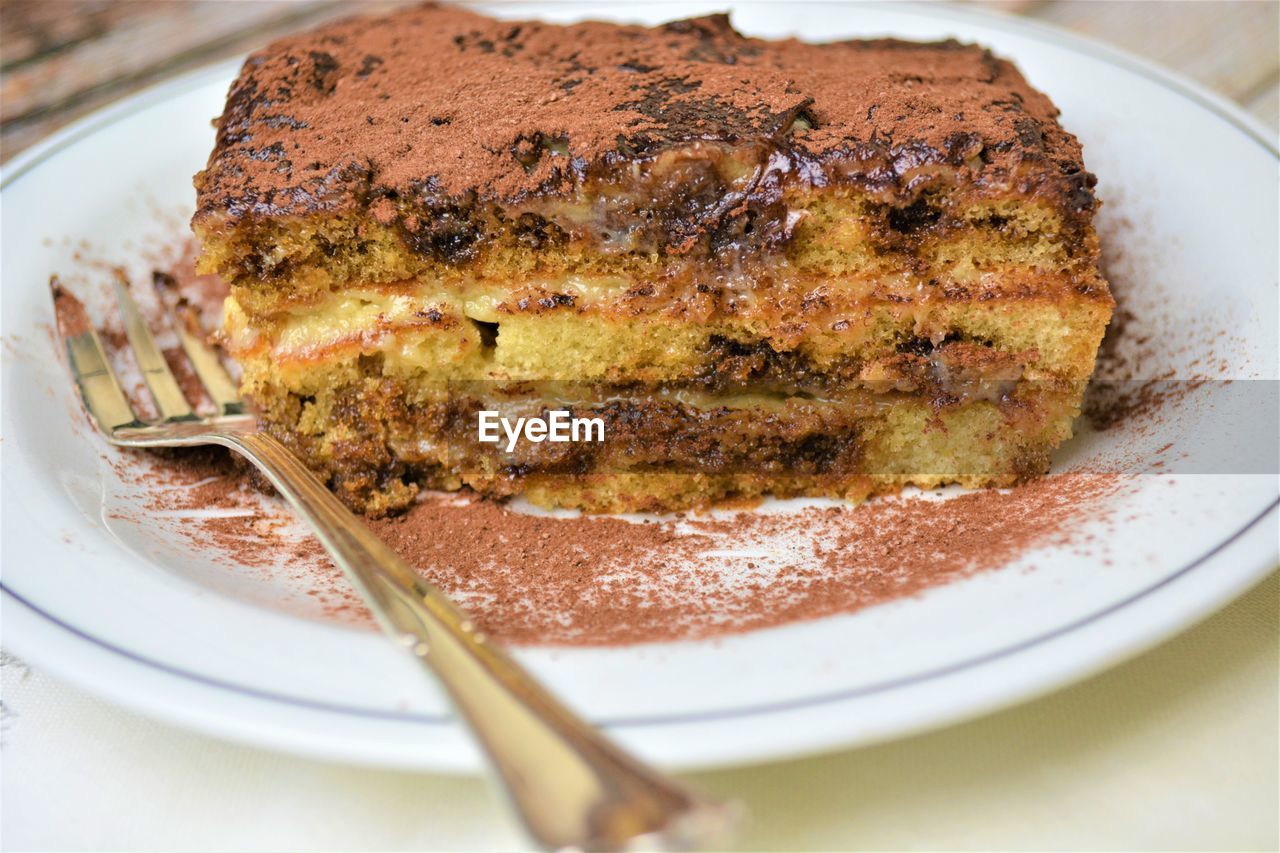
left=193, top=4, right=1113, bottom=514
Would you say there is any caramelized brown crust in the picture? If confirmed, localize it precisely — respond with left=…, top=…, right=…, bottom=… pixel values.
left=194, top=3, right=1098, bottom=267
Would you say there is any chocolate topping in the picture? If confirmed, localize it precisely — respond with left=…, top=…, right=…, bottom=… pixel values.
left=195, top=4, right=1096, bottom=240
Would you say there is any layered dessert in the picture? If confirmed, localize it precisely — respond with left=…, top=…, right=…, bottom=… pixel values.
left=194, top=3, right=1112, bottom=515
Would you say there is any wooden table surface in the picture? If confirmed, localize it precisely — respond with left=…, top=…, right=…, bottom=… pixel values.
left=1, top=0, right=1277, bottom=161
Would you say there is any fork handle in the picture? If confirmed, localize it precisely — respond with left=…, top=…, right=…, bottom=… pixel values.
left=218, top=430, right=730, bottom=851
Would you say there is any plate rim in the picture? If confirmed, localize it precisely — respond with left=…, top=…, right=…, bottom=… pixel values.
left=3, top=497, right=1277, bottom=730
left=4, top=508, right=1276, bottom=773
left=2, top=1, right=1278, bottom=771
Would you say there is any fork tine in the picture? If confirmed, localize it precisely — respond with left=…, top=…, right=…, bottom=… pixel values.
left=53, top=281, right=143, bottom=432
left=169, top=302, right=245, bottom=416
left=111, top=271, right=196, bottom=422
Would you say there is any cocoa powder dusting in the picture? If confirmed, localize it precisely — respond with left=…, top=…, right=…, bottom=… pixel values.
left=198, top=6, right=1087, bottom=219
left=1082, top=207, right=1232, bottom=433
left=107, top=445, right=365, bottom=621
left=368, top=473, right=1123, bottom=645
left=161, top=345, right=211, bottom=409
left=51, top=280, right=92, bottom=338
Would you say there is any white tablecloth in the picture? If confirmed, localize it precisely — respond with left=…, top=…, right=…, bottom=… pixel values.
left=3, top=570, right=1275, bottom=851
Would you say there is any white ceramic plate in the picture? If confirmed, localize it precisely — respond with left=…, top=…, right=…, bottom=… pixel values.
left=2, top=2, right=1276, bottom=773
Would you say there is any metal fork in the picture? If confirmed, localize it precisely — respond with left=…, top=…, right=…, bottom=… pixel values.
left=52, top=273, right=736, bottom=852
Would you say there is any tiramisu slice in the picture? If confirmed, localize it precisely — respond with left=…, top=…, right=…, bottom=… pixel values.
left=194, top=4, right=1112, bottom=514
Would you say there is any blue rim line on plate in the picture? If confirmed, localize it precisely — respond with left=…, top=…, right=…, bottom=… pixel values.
left=2, top=497, right=1277, bottom=728
left=2, top=3, right=1278, bottom=732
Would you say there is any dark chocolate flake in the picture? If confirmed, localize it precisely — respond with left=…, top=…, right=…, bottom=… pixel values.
left=308, top=50, right=340, bottom=93
left=356, top=54, right=384, bottom=77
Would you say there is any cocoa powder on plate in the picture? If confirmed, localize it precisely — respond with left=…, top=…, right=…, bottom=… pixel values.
left=365, top=472, right=1123, bottom=645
